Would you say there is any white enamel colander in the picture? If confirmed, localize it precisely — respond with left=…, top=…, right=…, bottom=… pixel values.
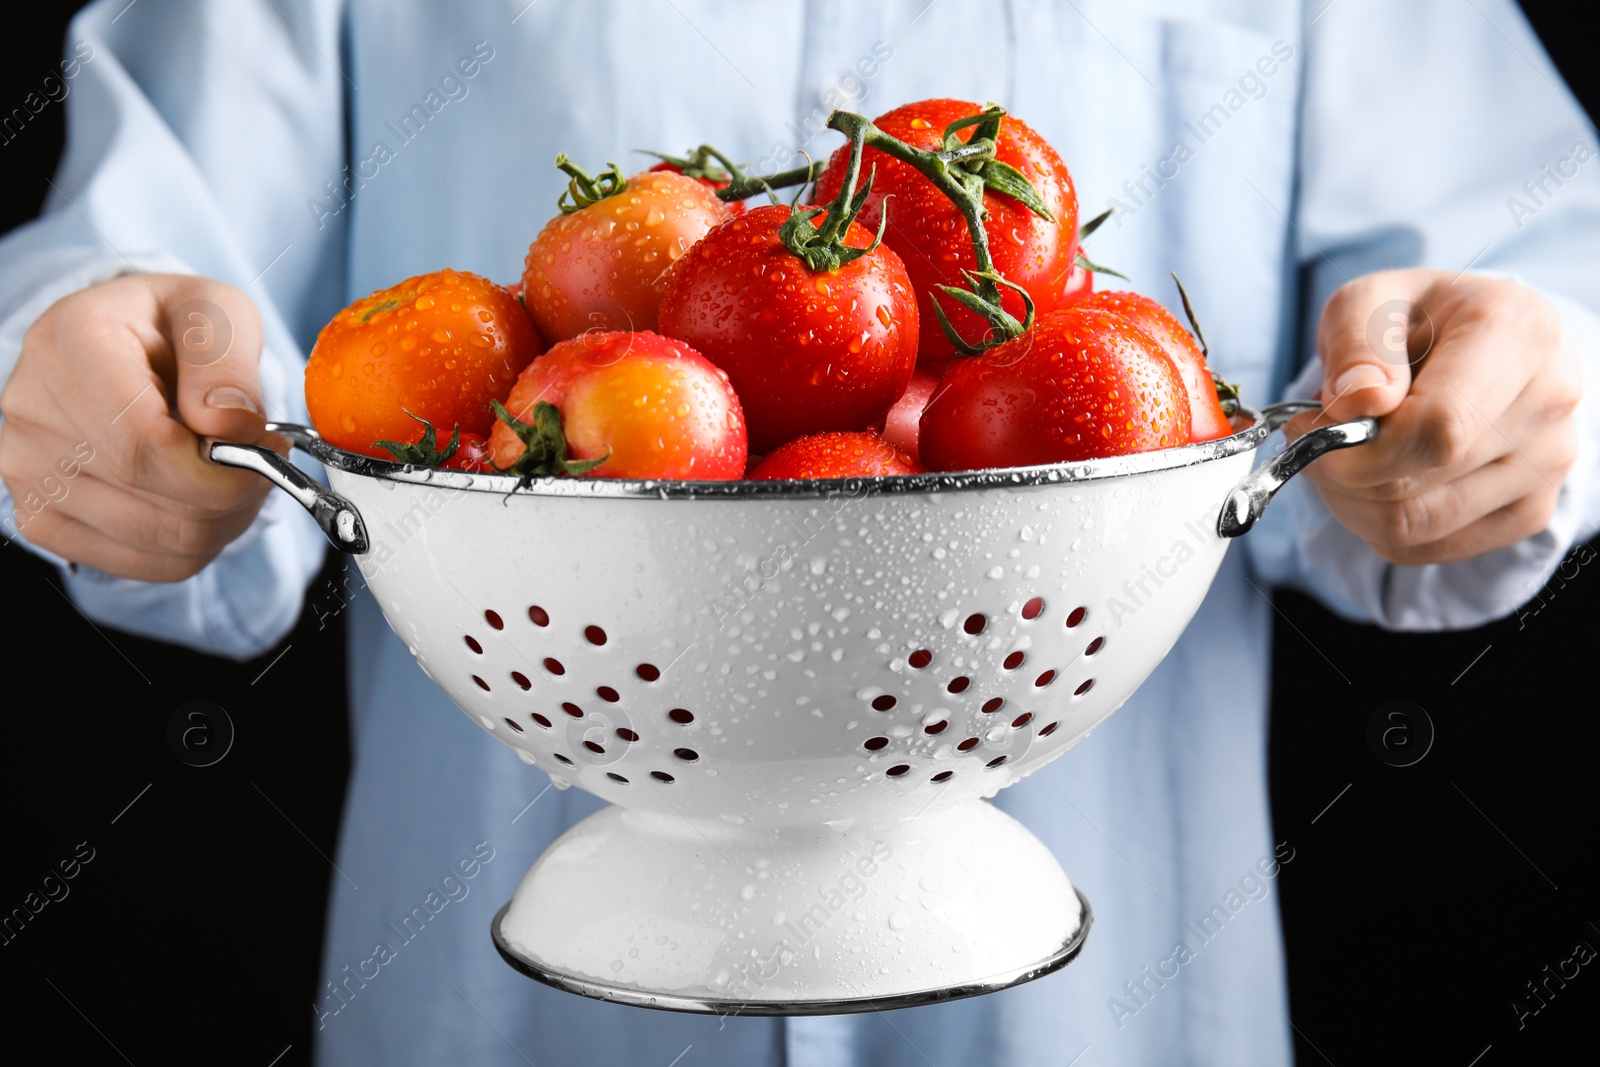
left=212, top=400, right=1372, bottom=1014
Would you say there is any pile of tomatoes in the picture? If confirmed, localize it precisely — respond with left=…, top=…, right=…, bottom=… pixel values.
left=303, top=98, right=1235, bottom=481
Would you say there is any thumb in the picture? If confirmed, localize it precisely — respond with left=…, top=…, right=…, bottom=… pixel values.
left=164, top=281, right=270, bottom=443
left=1314, top=277, right=1426, bottom=424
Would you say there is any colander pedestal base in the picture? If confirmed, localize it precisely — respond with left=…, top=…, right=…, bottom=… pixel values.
left=492, top=799, right=1091, bottom=1014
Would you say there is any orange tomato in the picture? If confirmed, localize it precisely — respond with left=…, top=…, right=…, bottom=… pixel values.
left=305, top=270, right=542, bottom=458
left=521, top=170, right=726, bottom=342
left=487, top=330, right=747, bottom=480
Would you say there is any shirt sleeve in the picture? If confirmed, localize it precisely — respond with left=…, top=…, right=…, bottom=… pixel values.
left=1243, top=0, right=1600, bottom=631
left=0, top=0, right=350, bottom=659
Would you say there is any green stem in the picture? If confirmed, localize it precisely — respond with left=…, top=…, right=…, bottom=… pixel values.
left=826, top=107, right=1035, bottom=354
left=692, top=106, right=1052, bottom=351
left=555, top=154, right=628, bottom=214
left=640, top=145, right=733, bottom=183
left=773, top=135, right=883, bottom=273
left=1171, top=272, right=1241, bottom=415
left=716, top=162, right=819, bottom=202
left=829, top=111, right=1001, bottom=282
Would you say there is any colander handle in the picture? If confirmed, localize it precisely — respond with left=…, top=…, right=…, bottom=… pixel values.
left=1217, top=401, right=1378, bottom=538
left=209, top=424, right=370, bottom=553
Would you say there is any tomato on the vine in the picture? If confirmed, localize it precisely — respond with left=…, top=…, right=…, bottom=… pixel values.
left=486, top=330, right=746, bottom=479
left=305, top=269, right=542, bottom=459
left=522, top=158, right=726, bottom=343
left=658, top=203, right=919, bottom=454
left=749, top=431, right=922, bottom=479
left=815, top=99, right=1078, bottom=365
left=919, top=305, right=1191, bottom=471
left=1089, top=290, right=1233, bottom=441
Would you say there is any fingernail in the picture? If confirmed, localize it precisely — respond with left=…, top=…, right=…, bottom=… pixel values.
left=205, top=386, right=260, bottom=414
left=1331, top=365, right=1390, bottom=398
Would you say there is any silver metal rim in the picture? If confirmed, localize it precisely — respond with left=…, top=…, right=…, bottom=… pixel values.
left=275, top=407, right=1268, bottom=500
left=489, top=887, right=1092, bottom=1016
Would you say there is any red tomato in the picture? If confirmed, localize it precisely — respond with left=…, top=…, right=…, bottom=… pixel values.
left=1088, top=291, right=1233, bottom=441
left=749, top=431, right=922, bottom=479
left=522, top=169, right=726, bottom=342
left=920, top=306, right=1191, bottom=471
left=305, top=270, right=542, bottom=459
left=444, top=432, right=494, bottom=472
left=814, top=99, right=1078, bottom=365
left=648, top=160, right=745, bottom=216
left=657, top=203, right=919, bottom=454
left=1060, top=262, right=1093, bottom=305
left=880, top=366, right=943, bottom=467
left=486, top=330, right=746, bottom=479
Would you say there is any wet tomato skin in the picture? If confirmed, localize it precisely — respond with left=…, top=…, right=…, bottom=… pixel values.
left=815, top=98, right=1078, bottom=366
left=919, top=305, right=1191, bottom=471
left=521, top=170, right=726, bottom=343
left=657, top=203, right=919, bottom=454
left=880, top=366, right=943, bottom=467
left=444, top=432, right=493, bottom=471
left=486, top=330, right=746, bottom=479
left=1061, top=262, right=1093, bottom=305
left=749, top=431, right=923, bottom=480
left=1088, top=290, right=1233, bottom=441
left=305, top=269, right=542, bottom=458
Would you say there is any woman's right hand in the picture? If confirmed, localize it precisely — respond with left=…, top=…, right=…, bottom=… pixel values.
left=0, top=273, right=284, bottom=581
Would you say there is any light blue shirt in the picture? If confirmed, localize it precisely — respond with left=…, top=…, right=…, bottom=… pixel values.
left=4, top=2, right=1599, bottom=1064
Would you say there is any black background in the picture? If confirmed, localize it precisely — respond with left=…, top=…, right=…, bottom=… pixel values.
left=1, top=4, right=1595, bottom=1064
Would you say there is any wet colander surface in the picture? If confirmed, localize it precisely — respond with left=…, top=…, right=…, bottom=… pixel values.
left=210, top=404, right=1371, bottom=1010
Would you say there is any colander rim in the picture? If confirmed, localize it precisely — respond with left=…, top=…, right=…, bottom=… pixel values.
left=282, top=404, right=1270, bottom=499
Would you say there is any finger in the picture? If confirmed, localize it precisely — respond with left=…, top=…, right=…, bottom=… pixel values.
left=1312, top=425, right=1574, bottom=552
left=0, top=410, right=96, bottom=504
left=158, top=279, right=269, bottom=442
left=12, top=506, right=227, bottom=583
left=1290, top=315, right=1572, bottom=493
left=34, top=278, right=276, bottom=509
left=1290, top=368, right=1561, bottom=496
left=1404, top=278, right=1556, bottom=422
left=3, top=418, right=266, bottom=555
left=3, top=412, right=271, bottom=548
left=52, top=470, right=262, bottom=559
left=1303, top=278, right=1562, bottom=487
left=1314, top=271, right=1429, bottom=424
left=1361, top=485, right=1564, bottom=567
